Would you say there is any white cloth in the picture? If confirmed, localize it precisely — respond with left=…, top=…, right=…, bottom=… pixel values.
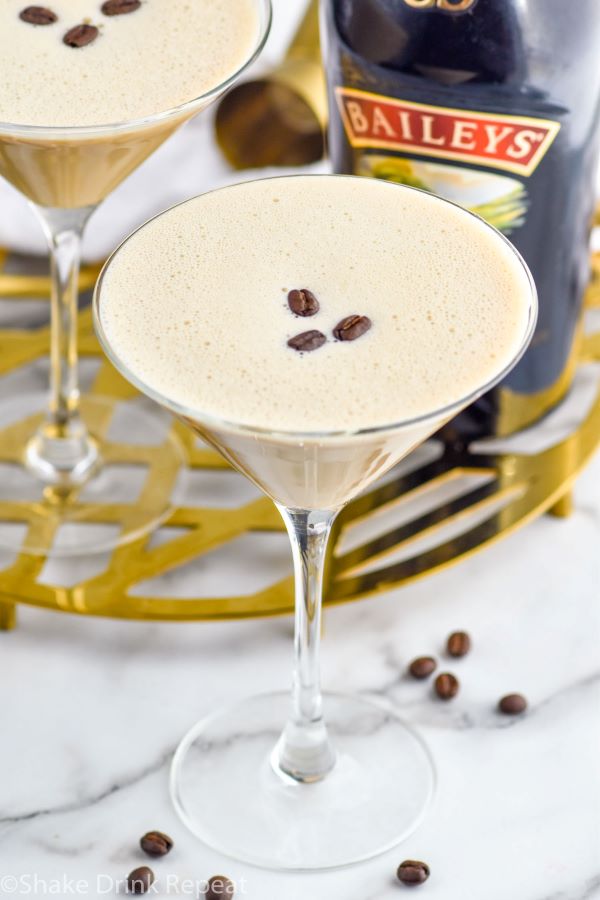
left=0, top=0, right=315, bottom=261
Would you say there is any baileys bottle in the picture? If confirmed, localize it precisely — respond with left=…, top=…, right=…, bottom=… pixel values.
left=323, top=0, right=600, bottom=438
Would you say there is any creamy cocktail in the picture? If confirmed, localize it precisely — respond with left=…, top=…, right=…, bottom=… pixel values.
left=0, top=0, right=261, bottom=207
left=95, top=175, right=537, bottom=869
left=0, top=0, right=270, bottom=555
left=98, top=175, right=533, bottom=508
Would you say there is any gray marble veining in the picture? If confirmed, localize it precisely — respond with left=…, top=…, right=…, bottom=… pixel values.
left=0, top=450, right=598, bottom=899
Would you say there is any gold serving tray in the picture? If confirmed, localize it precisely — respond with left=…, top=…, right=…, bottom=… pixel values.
left=0, top=248, right=598, bottom=629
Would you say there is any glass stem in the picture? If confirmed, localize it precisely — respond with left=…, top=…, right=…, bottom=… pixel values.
left=25, top=205, right=100, bottom=486
left=274, top=506, right=338, bottom=783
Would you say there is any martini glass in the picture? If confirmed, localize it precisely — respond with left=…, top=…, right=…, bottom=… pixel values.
left=0, top=0, right=271, bottom=557
left=93, top=175, right=537, bottom=869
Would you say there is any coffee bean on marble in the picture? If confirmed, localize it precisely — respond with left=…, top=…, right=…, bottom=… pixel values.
left=205, top=875, right=235, bottom=899
left=140, top=830, right=173, bottom=857
left=397, top=860, right=430, bottom=886
left=434, top=672, right=459, bottom=700
left=447, top=630, right=471, bottom=658
left=498, top=693, right=527, bottom=715
left=408, top=656, right=437, bottom=680
left=127, top=867, right=155, bottom=895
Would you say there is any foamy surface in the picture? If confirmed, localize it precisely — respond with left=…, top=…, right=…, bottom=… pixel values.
left=98, top=176, right=533, bottom=433
left=0, top=0, right=259, bottom=127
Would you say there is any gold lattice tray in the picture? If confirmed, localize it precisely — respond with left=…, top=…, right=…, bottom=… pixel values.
left=0, top=248, right=598, bottom=629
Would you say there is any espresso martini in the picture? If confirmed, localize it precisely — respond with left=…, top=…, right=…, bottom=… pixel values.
left=0, top=0, right=269, bottom=558
left=98, top=175, right=534, bottom=508
left=0, top=0, right=261, bottom=206
left=95, top=175, right=536, bottom=869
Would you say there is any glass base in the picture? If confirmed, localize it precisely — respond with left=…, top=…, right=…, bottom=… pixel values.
left=0, top=392, right=184, bottom=557
left=170, top=691, right=435, bottom=871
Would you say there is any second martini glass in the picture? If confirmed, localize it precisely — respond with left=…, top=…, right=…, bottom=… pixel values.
left=0, top=0, right=271, bottom=556
left=94, top=175, right=538, bottom=869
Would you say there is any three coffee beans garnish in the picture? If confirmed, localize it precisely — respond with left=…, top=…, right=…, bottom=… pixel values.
left=19, top=2, right=141, bottom=48
left=286, top=288, right=372, bottom=353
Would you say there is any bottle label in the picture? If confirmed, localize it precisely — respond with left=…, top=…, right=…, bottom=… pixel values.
left=336, top=87, right=561, bottom=178
left=325, top=0, right=600, bottom=436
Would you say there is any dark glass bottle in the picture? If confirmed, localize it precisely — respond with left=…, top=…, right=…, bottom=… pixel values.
left=324, top=0, right=600, bottom=438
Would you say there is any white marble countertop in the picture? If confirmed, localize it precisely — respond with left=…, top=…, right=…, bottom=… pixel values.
left=0, top=446, right=599, bottom=899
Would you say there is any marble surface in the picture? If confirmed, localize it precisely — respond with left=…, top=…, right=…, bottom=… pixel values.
left=0, top=445, right=599, bottom=899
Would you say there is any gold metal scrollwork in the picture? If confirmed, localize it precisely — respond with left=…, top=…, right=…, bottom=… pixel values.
left=0, top=244, right=597, bottom=628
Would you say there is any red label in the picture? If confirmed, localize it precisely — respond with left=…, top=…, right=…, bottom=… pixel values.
left=336, top=88, right=561, bottom=177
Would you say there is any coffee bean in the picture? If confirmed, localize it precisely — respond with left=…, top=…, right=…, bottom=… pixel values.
left=101, top=0, right=142, bottom=15
left=408, top=656, right=437, bottom=680
left=447, top=630, right=471, bottom=658
left=435, top=672, right=459, bottom=700
left=63, top=23, right=99, bottom=46
left=288, top=289, right=320, bottom=317
left=498, top=693, right=527, bottom=715
left=333, top=314, right=372, bottom=342
left=127, top=867, right=154, bottom=895
left=287, top=330, right=326, bottom=352
left=206, top=875, right=235, bottom=899
left=397, top=860, right=430, bottom=886
left=19, top=6, right=57, bottom=24
left=140, top=830, right=173, bottom=857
